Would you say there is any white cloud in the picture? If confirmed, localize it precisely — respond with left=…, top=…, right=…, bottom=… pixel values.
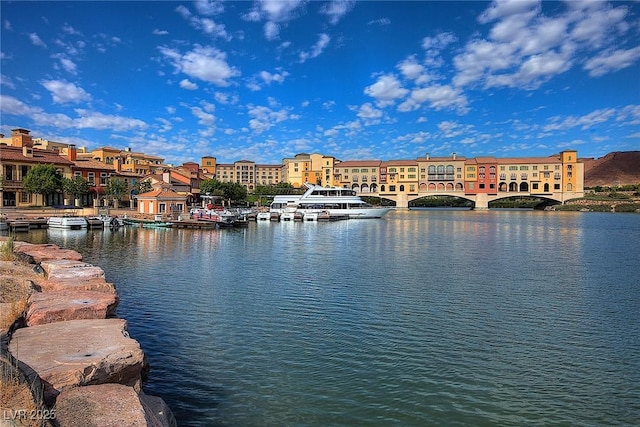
left=159, top=45, right=240, bottom=86
left=191, top=106, right=216, bottom=126
left=152, top=29, right=169, bottom=35
left=73, top=110, right=148, bottom=131
left=1, top=95, right=148, bottom=132
left=247, top=104, right=297, bottom=134
left=364, top=74, right=408, bottom=107
left=357, top=103, right=383, bottom=125
left=368, top=18, right=390, bottom=26
left=543, top=108, right=617, bottom=132
left=259, top=69, right=289, bottom=85
left=478, top=0, right=541, bottom=24
left=58, top=57, right=78, bottom=74
left=321, top=0, right=356, bottom=25
left=42, top=80, right=91, bottom=104
left=398, top=84, right=468, bottom=114
left=584, top=46, right=640, bottom=77
left=194, top=0, right=224, bottom=16
left=299, top=33, right=330, bottom=63
left=180, top=79, right=198, bottom=90
left=29, top=33, right=47, bottom=48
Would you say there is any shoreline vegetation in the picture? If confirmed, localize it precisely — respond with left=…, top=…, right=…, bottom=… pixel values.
left=0, top=237, right=176, bottom=427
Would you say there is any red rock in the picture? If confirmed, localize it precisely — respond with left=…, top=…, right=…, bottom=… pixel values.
left=12, top=242, right=83, bottom=263
left=8, top=319, right=146, bottom=405
left=40, top=259, right=105, bottom=281
left=55, top=384, right=176, bottom=427
left=26, top=290, right=119, bottom=326
left=40, top=277, right=116, bottom=293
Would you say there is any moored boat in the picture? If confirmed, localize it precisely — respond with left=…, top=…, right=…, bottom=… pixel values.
left=270, top=183, right=392, bottom=219
left=47, top=216, right=88, bottom=230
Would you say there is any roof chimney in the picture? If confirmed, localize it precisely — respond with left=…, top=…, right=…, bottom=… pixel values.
left=426, top=153, right=430, bottom=160
left=452, top=152, right=457, bottom=160
left=11, top=128, right=33, bottom=148
left=67, top=144, right=77, bottom=161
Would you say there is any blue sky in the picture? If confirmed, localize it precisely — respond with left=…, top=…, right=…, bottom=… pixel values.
left=1, top=0, right=639, bottom=165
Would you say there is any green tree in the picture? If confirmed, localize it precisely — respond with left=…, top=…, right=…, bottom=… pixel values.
left=200, top=179, right=247, bottom=206
left=62, top=176, right=90, bottom=203
left=133, top=179, right=152, bottom=195
left=22, top=164, right=64, bottom=206
left=105, top=177, right=127, bottom=208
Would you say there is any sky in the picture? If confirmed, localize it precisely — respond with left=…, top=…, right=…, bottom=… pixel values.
left=1, top=0, right=639, bottom=166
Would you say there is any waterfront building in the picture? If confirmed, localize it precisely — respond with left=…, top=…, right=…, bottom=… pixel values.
left=416, top=153, right=466, bottom=192
left=83, top=147, right=164, bottom=175
left=333, top=160, right=382, bottom=193
left=282, top=153, right=331, bottom=187
left=136, top=187, right=188, bottom=217
left=0, top=129, right=74, bottom=207
left=215, top=159, right=282, bottom=191
left=201, top=156, right=217, bottom=176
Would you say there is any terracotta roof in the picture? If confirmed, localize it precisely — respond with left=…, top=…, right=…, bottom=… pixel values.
left=416, top=156, right=467, bottom=161
left=72, top=158, right=115, bottom=171
left=136, top=188, right=187, bottom=199
left=495, top=155, right=562, bottom=164
left=336, top=160, right=382, bottom=167
left=0, top=145, right=74, bottom=165
left=384, top=160, right=419, bottom=166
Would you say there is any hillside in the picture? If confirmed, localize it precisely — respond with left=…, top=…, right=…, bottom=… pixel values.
left=583, top=151, right=640, bottom=188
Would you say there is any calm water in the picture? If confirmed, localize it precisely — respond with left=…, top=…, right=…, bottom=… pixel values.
left=20, top=210, right=640, bottom=426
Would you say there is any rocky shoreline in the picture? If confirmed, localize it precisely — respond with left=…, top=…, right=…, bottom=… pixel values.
left=0, top=237, right=176, bottom=427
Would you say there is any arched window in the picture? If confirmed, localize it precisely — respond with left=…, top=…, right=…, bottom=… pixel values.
left=567, top=183, right=573, bottom=191
left=380, top=185, right=385, bottom=192
left=519, top=182, right=529, bottom=192
left=428, top=165, right=436, bottom=174
left=399, top=185, right=405, bottom=192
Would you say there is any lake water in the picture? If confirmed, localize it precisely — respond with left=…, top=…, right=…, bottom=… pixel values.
left=20, top=210, right=640, bottom=426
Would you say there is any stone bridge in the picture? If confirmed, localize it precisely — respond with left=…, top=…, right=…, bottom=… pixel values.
left=360, top=189, right=583, bottom=209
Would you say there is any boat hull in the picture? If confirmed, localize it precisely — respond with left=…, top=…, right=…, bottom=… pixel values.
left=47, top=217, right=88, bottom=230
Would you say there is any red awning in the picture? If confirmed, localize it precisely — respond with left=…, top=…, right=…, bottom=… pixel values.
left=89, top=186, right=105, bottom=194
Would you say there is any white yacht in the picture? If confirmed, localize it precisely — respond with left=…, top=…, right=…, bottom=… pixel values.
left=270, top=183, right=392, bottom=219
left=47, top=216, right=88, bottom=230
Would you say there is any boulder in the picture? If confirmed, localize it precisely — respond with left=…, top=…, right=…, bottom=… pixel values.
left=54, top=384, right=176, bottom=427
left=40, top=277, right=116, bottom=293
left=26, top=290, right=119, bottom=326
left=40, top=260, right=105, bottom=281
left=38, top=260, right=116, bottom=293
left=8, top=319, right=145, bottom=405
left=12, top=242, right=83, bottom=264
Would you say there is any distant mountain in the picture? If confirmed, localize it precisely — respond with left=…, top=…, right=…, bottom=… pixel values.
left=582, top=151, right=640, bottom=188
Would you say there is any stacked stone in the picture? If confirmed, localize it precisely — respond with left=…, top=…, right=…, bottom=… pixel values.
left=7, top=241, right=176, bottom=427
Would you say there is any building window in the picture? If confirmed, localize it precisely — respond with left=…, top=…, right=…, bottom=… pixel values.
left=554, top=184, right=560, bottom=190
left=479, top=183, right=485, bottom=189
left=87, top=173, right=95, bottom=185
left=532, top=183, right=539, bottom=190
left=389, top=185, right=396, bottom=192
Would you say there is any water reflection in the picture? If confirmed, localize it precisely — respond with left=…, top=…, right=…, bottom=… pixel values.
left=15, top=211, right=640, bottom=426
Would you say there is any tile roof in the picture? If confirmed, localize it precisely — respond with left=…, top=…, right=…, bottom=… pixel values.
left=336, top=160, right=383, bottom=167
left=72, top=158, right=115, bottom=171
left=0, top=145, right=74, bottom=165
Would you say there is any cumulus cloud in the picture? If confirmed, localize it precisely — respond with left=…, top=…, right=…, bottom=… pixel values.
left=159, top=45, right=240, bottom=86
left=321, top=0, right=356, bottom=25
left=299, top=33, right=330, bottom=63
left=191, top=106, right=216, bottom=126
left=364, top=74, right=408, bottom=107
left=29, top=33, right=47, bottom=48
left=583, top=46, right=640, bottom=77
left=242, top=0, right=305, bottom=40
left=398, top=84, right=468, bottom=114
left=194, top=0, right=224, bottom=16
left=357, top=102, right=383, bottom=125
left=1, top=95, right=148, bottom=131
left=42, top=80, right=91, bottom=104
left=452, top=0, right=635, bottom=89
left=259, top=69, right=289, bottom=85
left=247, top=104, right=298, bottom=134
left=180, top=79, right=198, bottom=90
